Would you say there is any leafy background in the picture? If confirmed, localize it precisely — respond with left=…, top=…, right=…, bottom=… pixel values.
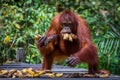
left=0, top=0, right=120, bottom=75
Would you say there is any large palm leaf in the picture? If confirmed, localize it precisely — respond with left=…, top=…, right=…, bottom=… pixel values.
left=94, top=24, right=120, bottom=74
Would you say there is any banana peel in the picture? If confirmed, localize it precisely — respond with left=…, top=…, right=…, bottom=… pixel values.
left=34, top=34, right=42, bottom=40
left=0, top=68, right=110, bottom=78
left=63, top=33, right=77, bottom=42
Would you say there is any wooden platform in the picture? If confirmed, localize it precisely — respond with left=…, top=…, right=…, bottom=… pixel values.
left=0, top=63, right=120, bottom=80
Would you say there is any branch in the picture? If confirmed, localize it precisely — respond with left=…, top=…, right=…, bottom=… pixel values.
left=109, top=24, right=120, bottom=37
left=10, top=34, right=17, bottom=48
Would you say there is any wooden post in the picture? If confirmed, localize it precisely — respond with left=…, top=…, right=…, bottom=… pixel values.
left=16, top=47, right=26, bottom=62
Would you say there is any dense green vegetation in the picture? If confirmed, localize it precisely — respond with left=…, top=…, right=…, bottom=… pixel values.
left=0, top=0, right=120, bottom=75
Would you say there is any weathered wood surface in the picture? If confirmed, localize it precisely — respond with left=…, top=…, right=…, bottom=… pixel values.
left=0, top=63, right=120, bottom=80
